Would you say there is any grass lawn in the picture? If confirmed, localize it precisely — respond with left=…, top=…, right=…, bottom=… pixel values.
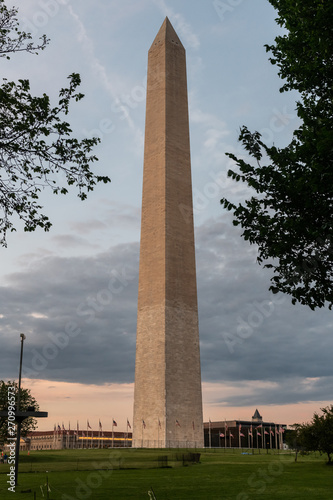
left=0, top=448, right=332, bottom=499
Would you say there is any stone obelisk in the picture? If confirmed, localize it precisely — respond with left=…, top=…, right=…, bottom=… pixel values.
left=133, top=17, right=204, bottom=448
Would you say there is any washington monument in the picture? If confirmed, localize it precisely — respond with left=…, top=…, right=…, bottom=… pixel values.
left=132, top=18, right=204, bottom=448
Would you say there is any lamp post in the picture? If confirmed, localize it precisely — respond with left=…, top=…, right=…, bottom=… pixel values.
left=0, top=333, right=47, bottom=486
left=15, top=333, right=26, bottom=486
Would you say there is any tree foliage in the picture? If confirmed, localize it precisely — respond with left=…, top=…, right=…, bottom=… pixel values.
left=0, top=380, right=39, bottom=444
left=289, top=405, right=333, bottom=464
left=221, top=0, right=333, bottom=309
left=0, top=0, right=110, bottom=246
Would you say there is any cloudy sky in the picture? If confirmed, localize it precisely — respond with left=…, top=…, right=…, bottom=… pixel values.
left=1, top=0, right=332, bottom=431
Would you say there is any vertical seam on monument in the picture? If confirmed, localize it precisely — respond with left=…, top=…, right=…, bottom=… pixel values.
left=164, top=29, right=167, bottom=439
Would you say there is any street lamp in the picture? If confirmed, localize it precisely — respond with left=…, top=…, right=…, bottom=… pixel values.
left=17, top=334, right=26, bottom=410
left=0, top=334, right=47, bottom=487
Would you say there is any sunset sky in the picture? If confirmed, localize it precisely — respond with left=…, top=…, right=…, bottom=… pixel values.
left=1, top=0, right=332, bottom=432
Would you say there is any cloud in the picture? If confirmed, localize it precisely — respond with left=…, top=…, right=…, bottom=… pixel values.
left=0, top=242, right=139, bottom=384
left=50, top=234, right=100, bottom=249
left=0, top=215, right=332, bottom=409
left=66, top=3, right=144, bottom=143
left=210, top=377, right=333, bottom=407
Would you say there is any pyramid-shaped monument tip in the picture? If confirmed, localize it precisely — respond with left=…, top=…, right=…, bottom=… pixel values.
left=150, top=16, right=184, bottom=49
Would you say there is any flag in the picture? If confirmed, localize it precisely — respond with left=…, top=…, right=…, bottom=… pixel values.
left=220, top=433, right=225, bottom=438
left=58, top=425, right=61, bottom=431
left=99, top=420, right=102, bottom=430
left=77, top=421, right=79, bottom=432
left=257, top=432, right=261, bottom=437
left=230, top=433, right=234, bottom=438
left=87, top=420, right=92, bottom=429
left=53, top=424, right=56, bottom=432
left=113, top=419, right=117, bottom=427
left=256, top=424, right=262, bottom=429
left=249, top=431, right=253, bottom=436
left=240, top=433, right=245, bottom=437
left=280, top=427, right=285, bottom=433
left=176, top=420, right=181, bottom=427
left=225, top=423, right=228, bottom=431
left=62, top=423, right=65, bottom=431
left=127, top=419, right=132, bottom=429
left=271, top=429, right=274, bottom=435
left=82, top=432, right=85, bottom=437
left=264, top=431, right=269, bottom=435
left=142, top=420, right=146, bottom=429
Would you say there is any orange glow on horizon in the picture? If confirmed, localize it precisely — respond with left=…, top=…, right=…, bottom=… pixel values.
left=20, top=378, right=332, bottom=432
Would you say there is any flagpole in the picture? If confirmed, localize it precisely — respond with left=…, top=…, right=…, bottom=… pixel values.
left=141, top=420, right=144, bottom=448
left=224, top=420, right=226, bottom=449
left=112, top=419, right=114, bottom=448
left=279, top=427, right=282, bottom=450
left=209, top=419, right=211, bottom=449
left=192, top=421, right=195, bottom=448
left=269, top=426, right=272, bottom=450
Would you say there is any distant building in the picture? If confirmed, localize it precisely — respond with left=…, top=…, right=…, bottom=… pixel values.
left=204, top=410, right=286, bottom=449
left=252, top=409, right=263, bottom=422
left=20, top=430, right=132, bottom=450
